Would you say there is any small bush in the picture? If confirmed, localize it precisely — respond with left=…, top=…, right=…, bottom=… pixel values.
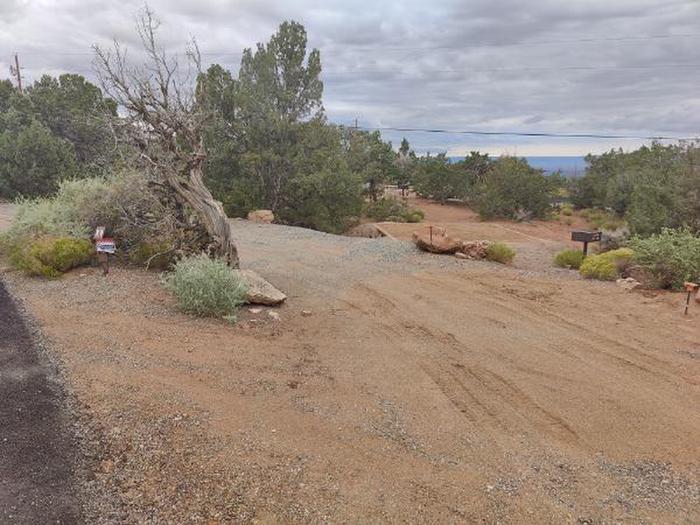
left=599, top=226, right=630, bottom=251
left=554, top=249, right=585, bottom=269
left=579, top=248, right=634, bottom=281
left=485, top=242, right=515, bottom=264
left=10, top=236, right=93, bottom=278
left=365, top=197, right=424, bottom=223
left=405, top=209, right=425, bottom=223
left=560, top=203, right=574, bottom=216
left=627, top=228, right=700, bottom=290
left=163, top=254, right=247, bottom=318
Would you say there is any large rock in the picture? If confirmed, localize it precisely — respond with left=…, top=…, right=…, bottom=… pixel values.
left=247, top=210, right=274, bottom=224
left=412, top=226, right=461, bottom=254
left=234, top=269, right=286, bottom=306
left=625, top=265, right=656, bottom=289
left=616, top=277, right=641, bottom=292
left=347, top=223, right=385, bottom=238
left=459, top=240, right=491, bottom=259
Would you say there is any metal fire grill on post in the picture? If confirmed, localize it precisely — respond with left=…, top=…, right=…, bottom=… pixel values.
left=571, top=230, right=602, bottom=256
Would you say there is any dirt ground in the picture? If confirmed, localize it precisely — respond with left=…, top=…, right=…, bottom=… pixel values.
left=2, top=203, right=700, bottom=523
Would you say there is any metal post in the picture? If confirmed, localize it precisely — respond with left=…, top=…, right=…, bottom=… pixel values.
left=583, top=241, right=588, bottom=256
left=685, top=291, right=692, bottom=315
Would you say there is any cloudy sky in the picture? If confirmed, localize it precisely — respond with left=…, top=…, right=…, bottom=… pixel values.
left=1, top=0, right=698, bottom=155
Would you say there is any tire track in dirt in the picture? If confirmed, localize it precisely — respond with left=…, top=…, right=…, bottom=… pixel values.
left=409, top=271, right=698, bottom=387
left=345, top=282, right=582, bottom=448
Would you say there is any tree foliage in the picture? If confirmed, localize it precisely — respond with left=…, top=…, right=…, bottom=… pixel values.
left=0, top=74, right=116, bottom=198
left=199, top=21, right=369, bottom=232
left=471, top=156, right=558, bottom=220
left=571, top=142, right=700, bottom=235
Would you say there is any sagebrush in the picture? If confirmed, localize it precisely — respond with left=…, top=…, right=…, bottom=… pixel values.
left=163, top=254, right=248, bottom=318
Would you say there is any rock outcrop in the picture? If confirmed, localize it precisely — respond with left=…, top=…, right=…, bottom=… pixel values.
left=234, top=269, right=286, bottom=306
left=347, top=223, right=385, bottom=238
left=247, top=210, right=274, bottom=224
left=460, top=240, right=491, bottom=259
left=412, top=226, right=461, bottom=254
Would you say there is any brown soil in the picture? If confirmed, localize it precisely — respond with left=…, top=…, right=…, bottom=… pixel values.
left=2, top=206, right=700, bottom=523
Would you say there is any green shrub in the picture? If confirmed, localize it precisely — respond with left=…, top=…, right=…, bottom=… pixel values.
left=405, top=209, right=425, bottom=223
left=485, top=242, right=515, bottom=264
left=627, top=228, right=700, bottom=290
left=163, top=254, right=247, bottom=318
left=10, top=236, right=92, bottom=278
left=560, top=203, right=574, bottom=216
left=579, top=248, right=634, bottom=281
left=365, top=197, right=423, bottom=223
left=554, top=249, right=585, bottom=269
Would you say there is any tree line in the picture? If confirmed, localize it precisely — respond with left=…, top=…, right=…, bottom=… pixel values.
left=1, top=17, right=698, bottom=242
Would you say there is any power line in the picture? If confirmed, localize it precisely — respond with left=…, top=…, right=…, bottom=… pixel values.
left=13, top=31, right=700, bottom=56
left=322, top=32, right=700, bottom=52
left=323, top=63, right=700, bottom=76
left=357, top=126, right=699, bottom=141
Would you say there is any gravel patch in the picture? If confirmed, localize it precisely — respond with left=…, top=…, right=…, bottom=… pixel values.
left=232, top=221, right=582, bottom=298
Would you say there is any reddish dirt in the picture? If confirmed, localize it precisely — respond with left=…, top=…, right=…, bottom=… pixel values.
left=2, top=204, right=699, bottom=523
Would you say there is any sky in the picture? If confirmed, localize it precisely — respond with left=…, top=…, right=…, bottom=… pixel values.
left=1, top=0, right=699, bottom=156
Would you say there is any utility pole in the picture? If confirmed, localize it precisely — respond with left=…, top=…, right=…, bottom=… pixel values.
left=10, top=53, right=23, bottom=94
left=354, top=117, right=358, bottom=130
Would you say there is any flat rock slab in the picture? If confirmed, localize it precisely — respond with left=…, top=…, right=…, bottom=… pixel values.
left=0, top=279, right=80, bottom=524
left=235, top=269, right=287, bottom=306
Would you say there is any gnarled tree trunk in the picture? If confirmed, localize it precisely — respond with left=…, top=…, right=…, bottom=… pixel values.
left=167, top=164, right=239, bottom=267
left=93, top=7, right=241, bottom=267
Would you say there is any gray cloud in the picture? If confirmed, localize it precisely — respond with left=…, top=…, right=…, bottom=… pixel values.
left=1, top=0, right=698, bottom=155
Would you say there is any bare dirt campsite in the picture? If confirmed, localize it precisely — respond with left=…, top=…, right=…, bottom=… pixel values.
left=2, top=202, right=699, bottom=523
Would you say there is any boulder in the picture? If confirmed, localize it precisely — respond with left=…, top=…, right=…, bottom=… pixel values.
left=234, top=269, right=286, bottom=306
left=412, top=227, right=461, bottom=254
left=347, top=223, right=385, bottom=238
left=625, top=265, right=656, bottom=289
left=616, top=277, right=641, bottom=292
left=247, top=209, right=274, bottom=224
left=459, top=240, right=491, bottom=260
